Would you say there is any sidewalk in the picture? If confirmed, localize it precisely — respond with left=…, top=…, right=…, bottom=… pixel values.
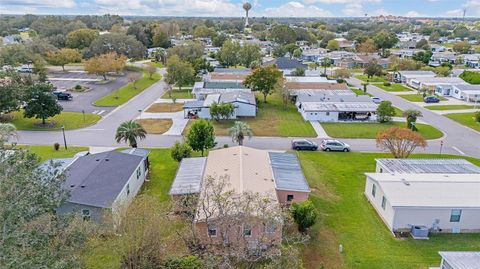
left=311, top=121, right=330, bottom=138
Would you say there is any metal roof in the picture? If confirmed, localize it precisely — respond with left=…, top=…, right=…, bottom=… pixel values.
left=213, top=68, right=251, bottom=74
left=376, top=158, right=480, bottom=174
left=268, top=152, right=310, bottom=192
left=169, top=157, right=207, bottom=195
left=302, top=102, right=378, bottom=112
left=183, top=100, right=205, bottom=109
left=219, top=91, right=256, bottom=105
left=439, top=251, right=480, bottom=269
left=120, top=148, right=150, bottom=158
left=204, top=81, right=246, bottom=89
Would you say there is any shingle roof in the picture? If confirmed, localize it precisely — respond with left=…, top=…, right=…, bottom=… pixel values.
left=169, top=157, right=207, bottom=195
left=376, top=158, right=480, bottom=174
left=219, top=91, right=256, bottom=105
left=64, top=150, right=146, bottom=208
left=268, top=152, right=310, bottom=192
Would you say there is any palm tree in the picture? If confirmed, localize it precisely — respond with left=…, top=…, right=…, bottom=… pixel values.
left=229, top=121, right=253, bottom=146
left=115, top=120, right=147, bottom=148
left=402, top=109, right=423, bottom=131
left=0, top=123, right=17, bottom=149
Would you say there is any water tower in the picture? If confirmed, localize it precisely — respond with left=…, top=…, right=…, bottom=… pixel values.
left=243, top=2, right=252, bottom=28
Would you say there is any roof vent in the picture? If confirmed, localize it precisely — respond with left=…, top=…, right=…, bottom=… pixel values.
left=80, top=185, right=86, bottom=188
left=224, top=168, right=229, bottom=171
left=401, top=178, right=410, bottom=186
left=96, top=159, right=100, bottom=161
left=70, top=185, right=75, bottom=188
left=105, top=158, right=109, bottom=161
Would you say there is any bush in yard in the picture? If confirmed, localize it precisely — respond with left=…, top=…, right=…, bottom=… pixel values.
left=291, top=199, right=318, bottom=233
left=383, top=82, right=391, bottom=87
left=74, top=84, right=82, bottom=90
left=475, top=111, right=480, bottom=123
left=164, top=256, right=203, bottom=269
left=170, top=141, right=192, bottom=162
left=403, top=109, right=423, bottom=131
left=53, top=143, right=60, bottom=151
left=376, top=101, right=395, bottom=123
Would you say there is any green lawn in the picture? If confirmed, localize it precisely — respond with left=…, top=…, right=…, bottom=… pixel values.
left=399, top=94, right=447, bottom=102
left=446, top=112, right=480, bottom=132
left=394, top=107, right=403, bottom=117
left=147, top=61, right=164, bottom=68
left=351, top=88, right=373, bottom=96
left=18, top=145, right=89, bottom=161
left=321, top=122, right=443, bottom=139
left=299, top=152, right=480, bottom=269
left=354, top=75, right=388, bottom=83
left=425, top=105, right=476, bottom=111
left=376, top=83, right=413, bottom=92
left=94, top=71, right=161, bottom=106
left=161, top=88, right=193, bottom=99
left=7, top=110, right=101, bottom=131
left=185, top=93, right=317, bottom=137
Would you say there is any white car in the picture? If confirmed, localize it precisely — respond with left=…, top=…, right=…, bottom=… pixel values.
left=371, top=97, right=382, bottom=104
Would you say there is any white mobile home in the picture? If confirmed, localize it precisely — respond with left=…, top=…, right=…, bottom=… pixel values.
left=395, top=71, right=436, bottom=84
left=183, top=91, right=256, bottom=119
left=375, top=158, right=480, bottom=174
left=409, top=77, right=467, bottom=91
left=436, top=84, right=480, bottom=102
left=298, top=99, right=378, bottom=122
left=364, top=173, right=480, bottom=233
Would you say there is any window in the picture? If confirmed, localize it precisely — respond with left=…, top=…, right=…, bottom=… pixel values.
left=243, top=225, right=252, bottom=237
left=287, top=194, right=294, bottom=202
left=126, top=184, right=130, bottom=195
left=381, top=196, right=387, bottom=210
left=136, top=167, right=141, bottom=179
left=82, top=209, right=91, bottom=221
left=372, top=184, right=376, bottom=197
left=265, top=223, right=276, bottom=234
left=207, top=224, right=217, bottom=237
left=450, top=209, right=462, bottom=222
left=326, top=112, right=330, bottom=116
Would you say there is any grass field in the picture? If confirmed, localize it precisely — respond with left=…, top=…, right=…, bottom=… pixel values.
left=94, top=71, right=161, bottom=106
left=445, top=112, right=480, bottom=132
left=321, top=122, right=443, bottom=139
left=399, top=94, right=447, bottom=102
left=299, top=152, right=480, bottom=269
left=425, top=105, right=476, bottom=111
left=136, top=119, right=172, bottom=134
left=18, top=145, right=89, bottom=161
left=376, top=83, right=413, bottom=92
left=147, top=61, right=164, bottom=68
left=145, top=103, right=183, bottom=113
left=351, top=88, right=373, bottom=96
left=184, top=93, right=316, bottom=137
left=354, top=75, right=388, bottom=83
left=394, top=107, right=403, bottom=117
left=161, top=88, right=193, bottom=99
left=6, top=110, right=101, bottom=131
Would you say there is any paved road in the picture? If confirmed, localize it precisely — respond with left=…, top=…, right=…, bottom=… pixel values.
left=346, top=77, right=480, bottom=157
left=14, top=70, right=480, bottom=158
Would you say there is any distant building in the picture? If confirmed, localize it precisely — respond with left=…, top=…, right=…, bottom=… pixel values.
left=263, top=57, right=307, bottom=75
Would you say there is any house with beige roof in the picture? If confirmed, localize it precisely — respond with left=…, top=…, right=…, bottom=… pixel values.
left=169, top=146, right=310, bottom=245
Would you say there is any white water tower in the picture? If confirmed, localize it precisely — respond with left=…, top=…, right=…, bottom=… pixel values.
left=243, top=2, right=252, bottom=28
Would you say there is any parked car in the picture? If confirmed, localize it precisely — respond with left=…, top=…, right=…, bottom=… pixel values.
left=424, top=96, right=440, bottom=103
left=17, top=67, right=32, bottom=73
left=320, top=139, right=351, bottom=152
left=371, top=97, right=382, bottom=104
left=53, top=91, right=73, bottom=101
left=291, top=139, right=318, bottom=151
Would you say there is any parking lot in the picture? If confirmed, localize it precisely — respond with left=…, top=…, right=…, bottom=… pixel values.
left=48, top=69, right=134, bottom=115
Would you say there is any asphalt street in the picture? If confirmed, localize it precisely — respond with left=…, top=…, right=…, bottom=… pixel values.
left=14, top=70, right=480, bottom=158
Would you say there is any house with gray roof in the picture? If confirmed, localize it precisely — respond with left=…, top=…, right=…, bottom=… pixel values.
left=54, top=149, right=150, bottom=223
left=263, top=57, right=307, bottom=75
left=184, top=90, right=256, bottom=119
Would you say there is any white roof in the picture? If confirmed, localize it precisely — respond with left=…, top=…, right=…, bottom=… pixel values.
left=412, top=77, right=468, bottom=85
left=285, top=76, right=331, bottom=83
left=203, top=94, right=220, bottom=106
left=439, top=251, right=480, bottom=269
left=169, top=157, right=207, bottom=195
left=376, top=158, right=480, bottom=174
left=302, top=102, right=378, bottom=112
left=398, top=71, right=436, bottom=78
left=366, top=173, right=480, bottom=208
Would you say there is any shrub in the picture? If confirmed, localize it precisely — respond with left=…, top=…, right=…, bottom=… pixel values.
left=475, top=111, right=480, bottom=123
left=164, top=256, right=203, bottom=269
left=170, top=141, right=192, bottom=162
left=53, top=143, right=60, bottom=151
left=223, top=144, right=229, bottom=148
left=376, top=101, right=395, bottom=123
left=74, top=84, right=82, bottom=90
left=336, top=79, right=346, bottom=83
left=383, top=82, right=391, bottom=86
left=291, top=200, right=318, bottom=233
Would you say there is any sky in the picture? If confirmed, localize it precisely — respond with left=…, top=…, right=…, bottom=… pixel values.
left=1, top=0, right=479, bottom=18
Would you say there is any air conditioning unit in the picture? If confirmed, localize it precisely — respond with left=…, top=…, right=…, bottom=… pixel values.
left=411, top=225, right=429, bottom=239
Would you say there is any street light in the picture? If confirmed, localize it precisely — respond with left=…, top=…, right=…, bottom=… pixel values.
left=138, top=109, right=142, bottom=120
left=439, top=140, right=444, bottom=155
left=61, top=125, right=67, bottom=150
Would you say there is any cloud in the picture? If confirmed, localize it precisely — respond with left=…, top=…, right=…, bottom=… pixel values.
left=260, top=1, right=333, bottom=17
left=1, top=0, right=76, bottom=8
left=405, top=11, right=422, bottom=17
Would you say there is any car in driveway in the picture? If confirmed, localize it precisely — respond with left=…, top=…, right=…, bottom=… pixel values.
left=371, top=97, right=382, bottom=104
left=320, top=139, right=351, bottom=152
left=424, top=96, right=440, bottom=103
left=291, top=139, right=318, bottom=151
left=53, top=91, right=73, bottom=101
